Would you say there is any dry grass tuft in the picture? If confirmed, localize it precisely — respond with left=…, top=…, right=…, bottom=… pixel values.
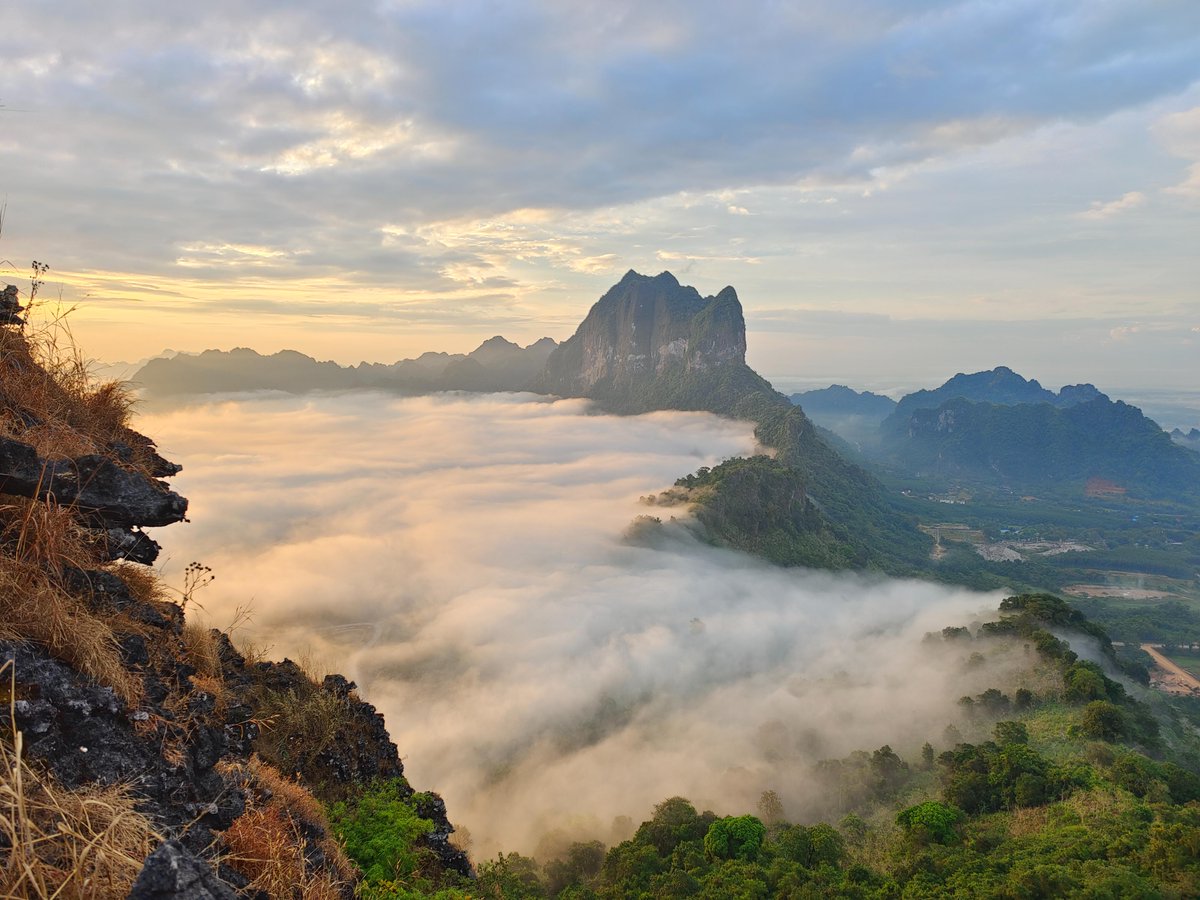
left=0, top=320, right=139, bottom=462
left=1, top=662, right=160, bottom=898
left=0, top=315, right=179, bottom=709
left=107, top=561, right=170, bottom=606
left=219, top=756, right=354, bottom=898
left=182, top=623, right=223, bottom=681
left=254, top=687, right=347, bottom=776
left=243, top=755, right=330, bottom=831
left=0, top=562, right=142, bottom=706
left=0, top=496, right=100, bottom=574
left=234, top=635, right=274, bottom=667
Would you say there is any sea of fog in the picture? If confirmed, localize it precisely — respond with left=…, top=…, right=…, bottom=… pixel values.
left=140, top=391, right=1011, bottom=855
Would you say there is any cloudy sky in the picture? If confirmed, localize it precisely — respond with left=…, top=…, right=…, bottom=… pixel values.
left=2, top=1, right=1198, bottom=389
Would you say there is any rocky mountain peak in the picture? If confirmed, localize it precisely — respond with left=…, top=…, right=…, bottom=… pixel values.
left=534, top=270, right=748, bottom=405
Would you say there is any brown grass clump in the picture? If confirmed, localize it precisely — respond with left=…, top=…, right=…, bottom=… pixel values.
left=182, top=623, right=223, bottom=681
left=0, top=317, right=169, bottom=709
left=0, top=496, right=100, bottom=574
left=219, top=756, right=354, bottom=899
left=0, top=321, right=138, bottom=462
left=0, top=562, right=142, bottom=707
left=107, top=561, right=170, bottom=606
left=1, top=663, right=160, bottom=898
left=254, top=687, right=347, bottom=777
left=1007, top=805, right=1051, bottom=839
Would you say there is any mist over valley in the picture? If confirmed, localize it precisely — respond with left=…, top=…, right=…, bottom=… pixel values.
left=142, top=391, right=1013, bottom=855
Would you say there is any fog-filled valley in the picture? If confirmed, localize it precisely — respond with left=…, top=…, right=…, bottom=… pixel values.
left=140, top=391, right=1016, bottom=856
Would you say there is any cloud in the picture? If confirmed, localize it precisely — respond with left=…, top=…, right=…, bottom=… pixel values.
left=1155, top=105, right=1200, bottom=198
left=3, top=1, right=1198, bottom=378
left=1079, top=190, right=1147, bottom=219
left=142, top=391, right=1018, bottom=855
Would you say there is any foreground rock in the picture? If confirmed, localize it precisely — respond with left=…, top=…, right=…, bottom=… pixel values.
left=127, top=841, right=239, bottom=900
left=0, top=436, right=187, bottom=526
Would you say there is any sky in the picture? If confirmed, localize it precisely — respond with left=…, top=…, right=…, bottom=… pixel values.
left=142, top=391, right=1017, bottom=854
left=2, top=1, right=1198, bottom=389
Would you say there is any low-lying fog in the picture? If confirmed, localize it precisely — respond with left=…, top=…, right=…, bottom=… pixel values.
left=141, top=391, right=1010, bottom=855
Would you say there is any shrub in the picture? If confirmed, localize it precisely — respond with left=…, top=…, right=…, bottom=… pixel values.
left=328, top=779, right=435, bottom=885
left=254, top=685, right=347, bottom=776
left=220, top=757, right=352, bottom=898
left=0, top=559, right=142, bottom=705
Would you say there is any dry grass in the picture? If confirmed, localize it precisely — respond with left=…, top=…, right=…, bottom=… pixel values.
left=0, top=496, right=99, bottom=574
left=0, top=561, right=142, bottom=707
left=218, top=756, right=354, bottom=899
left=0, top=321, right=138, bottom=463
left=107, top=561, right=170, bottom=606
left=234, top=635, right=275, bottom=667
left=0, top=315, right=178, bottom=710
left=1, top=662, right=160, bottom=898
left=182, top=623, right=223, bottom=681
left=1007, top=805, right=1051, bottom=838
left=254, top=687, right=346, bottom=776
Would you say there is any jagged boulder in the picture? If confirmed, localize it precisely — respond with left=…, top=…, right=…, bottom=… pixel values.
left=0, top=284, right=23, bottom=326
left=127, top=841, right=240, bottom=900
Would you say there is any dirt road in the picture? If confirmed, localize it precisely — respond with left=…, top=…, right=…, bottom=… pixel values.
left=1141, top=644, right=1200, bottom=696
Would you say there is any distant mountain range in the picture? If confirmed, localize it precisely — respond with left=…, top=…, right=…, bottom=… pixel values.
left=1172, top=428, right=1200, bottom=454
left=132, top=337, right=558, bottom=396
left=788, top=385, right=897, bottom=445
left=790, top=385, right=897, bottom=421
left=794, top=367, right=1199, bottom=500
left=885, top=366, right=1107, bottom=426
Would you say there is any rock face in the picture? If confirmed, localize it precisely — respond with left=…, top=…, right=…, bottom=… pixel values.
left=533, top=270, right=764, bottom=414
left=0, top=435, right=187, bottom=564
left=0, top=284, right=23, bottom=325
left=0, top=436, right=188, bottom=526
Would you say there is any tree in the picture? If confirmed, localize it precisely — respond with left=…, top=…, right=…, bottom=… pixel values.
left=921, top=742, right=936, bottom=770
left=475, top=853, right=546, bottom=899
left=994, top=721, right=1029, bottom=746
left=1080, top=700, right=1125, bottom=741
left=870, top=744, right=910, bottom=797
left=703, top=816, right=766, bottom=862
left=544, top=841, right=604, bottom=896
left=896, top=801, right=962, bottom=845
left=635, top=797, right=711, bottom=856
left=756, top=790, right=785, bottom=826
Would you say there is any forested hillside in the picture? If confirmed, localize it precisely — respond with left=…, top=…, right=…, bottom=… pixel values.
left=471, top=595, right=1200, bottom=899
